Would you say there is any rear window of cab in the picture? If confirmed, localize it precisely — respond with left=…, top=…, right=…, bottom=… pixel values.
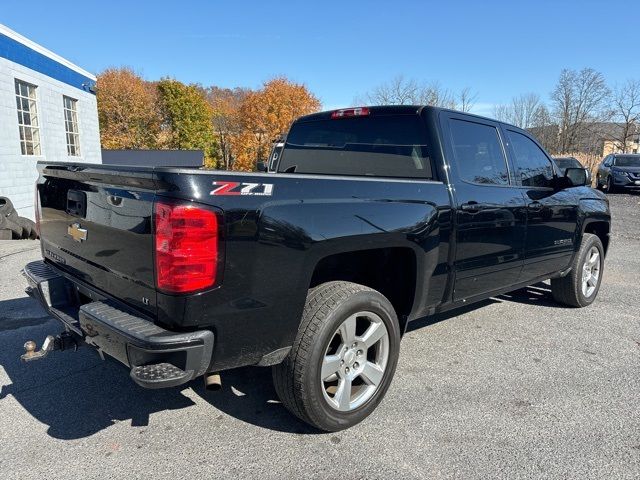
left=279, top=114, right=432, bottom=179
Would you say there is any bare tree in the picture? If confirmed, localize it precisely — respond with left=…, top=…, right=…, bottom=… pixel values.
left=456, top=87, right=478, bottom=113
left=356, top=76, right=460, bottom=108
left=492, top=93, right=541, bottom=128
left=609, top=79, right=640, bottom=153
left=551, top=68, right=610, bottom=153
left=529, top=104, right=558, bottom=152
left=420, top=81, right=457, bottom=108
left=356, top=75, right=417, bottom=105
left=492, top=104, right=511, bottom=123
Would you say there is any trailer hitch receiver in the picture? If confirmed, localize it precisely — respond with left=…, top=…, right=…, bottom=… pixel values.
left=21, top=332, right=78, bottom=362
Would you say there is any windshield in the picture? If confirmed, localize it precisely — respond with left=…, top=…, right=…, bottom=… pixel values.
left=279, top=115, right=431, bottom=179
left=554, top=158, right=582, bottom=169
left=615, top=156, right=640, bottom=167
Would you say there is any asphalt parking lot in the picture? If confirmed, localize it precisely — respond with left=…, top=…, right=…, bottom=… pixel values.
left=1, top=194, right=638, bottom=479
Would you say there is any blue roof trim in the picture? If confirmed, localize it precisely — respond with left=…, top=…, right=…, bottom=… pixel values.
left=0, top=32, right=95, bottom=94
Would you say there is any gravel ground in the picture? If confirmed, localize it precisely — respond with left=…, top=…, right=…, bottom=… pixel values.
left=0, top=194, right=638, bottom=479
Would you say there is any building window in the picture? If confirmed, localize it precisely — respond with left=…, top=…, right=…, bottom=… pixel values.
left=63, top=96, right=81, bottom=156
left=15, top=80, right=41, bottom=156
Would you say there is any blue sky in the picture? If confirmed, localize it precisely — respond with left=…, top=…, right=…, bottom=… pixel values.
left=2, top=0, right=637, bottom=115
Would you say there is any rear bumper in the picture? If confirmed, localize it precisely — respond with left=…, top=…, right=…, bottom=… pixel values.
left=23, top=260, right=214, bottom=388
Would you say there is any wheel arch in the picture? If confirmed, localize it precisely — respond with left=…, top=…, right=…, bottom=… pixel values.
left=583, top=219, right=610, bottom=256
left=308, top=247, right=418, bottom=334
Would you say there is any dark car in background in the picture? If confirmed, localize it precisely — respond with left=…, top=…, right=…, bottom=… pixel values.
left=553, top=156, right=591, bottom=186
left=596, top=153, right=640, bottom=192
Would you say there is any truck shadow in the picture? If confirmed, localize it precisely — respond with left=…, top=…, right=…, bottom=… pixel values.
left=498, top=282, right=559, bottom=308
left=193, top=368, right=320, bottom=434
left=0, top=329, right=196, bottom=439
left=0, top=299, right=316, bottom=439
left=0, top=282, right=557, bottom=440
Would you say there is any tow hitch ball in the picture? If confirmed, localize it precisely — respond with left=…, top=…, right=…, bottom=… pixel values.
left=21, top=332, right=78, bottom=362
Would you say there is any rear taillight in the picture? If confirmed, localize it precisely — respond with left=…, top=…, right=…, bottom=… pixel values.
left=154, top=200, right=223, bottom=294
left=331, top=107, right=370, bottom=119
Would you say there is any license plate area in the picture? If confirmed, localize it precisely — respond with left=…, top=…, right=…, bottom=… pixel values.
left=66, top=189, right=87, bottom=218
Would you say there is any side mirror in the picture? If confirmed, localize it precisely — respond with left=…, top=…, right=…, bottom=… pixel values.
left=256, top=161, right=267, bottom=172
left=564, top=167, right=588, bottom=187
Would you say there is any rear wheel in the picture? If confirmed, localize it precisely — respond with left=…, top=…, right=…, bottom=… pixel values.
left=272, top=281, right=400, bottom=431
left=551, top=233, right=604, bottom=307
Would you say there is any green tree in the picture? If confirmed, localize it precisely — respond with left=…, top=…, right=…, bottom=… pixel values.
left=157, top=79, right=219, bottom=166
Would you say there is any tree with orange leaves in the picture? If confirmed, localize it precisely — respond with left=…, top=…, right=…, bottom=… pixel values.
left=96, top=68, right=161, bottom=149
left=231, top=78, right=321, bottom=171
left=206, top=87, right=249, bottom=170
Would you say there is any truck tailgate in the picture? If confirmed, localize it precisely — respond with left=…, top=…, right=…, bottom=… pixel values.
left=37, top=164, right=158, bottom=316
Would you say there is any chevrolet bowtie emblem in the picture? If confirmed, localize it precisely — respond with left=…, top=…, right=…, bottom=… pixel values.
left=67, top=223, right=87, bottom=242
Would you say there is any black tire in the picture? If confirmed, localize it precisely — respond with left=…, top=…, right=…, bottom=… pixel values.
left=4, top=218, right=24, bottom=239
left=551, top=233, right=604, bottom=307
left=0, top=197, right=19, bottom=221
left=0, top=197, right=12, bottom=215
left=605, top=176, right=616, bottom=194
left=272, top=281, right=401, bottom=431
left=17, top=217, right=36, bottom=239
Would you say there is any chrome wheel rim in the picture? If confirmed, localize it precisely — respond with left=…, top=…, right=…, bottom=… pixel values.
left=581, top=246, right=601, bottom=298
left=320, top=311, right=389, bottom=412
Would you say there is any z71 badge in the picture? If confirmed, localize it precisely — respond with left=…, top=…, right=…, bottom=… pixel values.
left=211, top=181, right=274, bottom=196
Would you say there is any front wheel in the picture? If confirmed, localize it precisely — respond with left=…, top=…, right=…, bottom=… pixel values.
left=596, top=175, right=603, bottom=190
left=272, top=281, right=401, bottom=431
left=551, top=233, right=604, bottom=307
left=605, top=176, right=616, bottom=193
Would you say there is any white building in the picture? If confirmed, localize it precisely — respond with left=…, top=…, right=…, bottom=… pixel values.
left=0, top=24, right=101, bottom=220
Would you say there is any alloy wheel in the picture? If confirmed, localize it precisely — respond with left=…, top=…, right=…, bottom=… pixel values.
left=581, top=246, right=601, bottom=298
left=320, top=311, right=389, bottom=412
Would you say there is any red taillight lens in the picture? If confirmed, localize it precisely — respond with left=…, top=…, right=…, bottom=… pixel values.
left=331, top=107, right=370, bottom=119
left=154, top=200, right=222, bottom=294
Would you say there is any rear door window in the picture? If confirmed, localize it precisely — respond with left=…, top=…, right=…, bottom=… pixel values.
left=279, top=114, right=431, bottom=179
left=449, top=119, right=510, bottom=185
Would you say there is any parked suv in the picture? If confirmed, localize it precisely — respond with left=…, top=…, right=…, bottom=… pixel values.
left=596, top=153, right=640, bottom=192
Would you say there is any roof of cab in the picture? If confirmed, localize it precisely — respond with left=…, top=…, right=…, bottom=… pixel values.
left=294, top=105, right=519, bottom=130
left=295, top=105, right=424, bottom=123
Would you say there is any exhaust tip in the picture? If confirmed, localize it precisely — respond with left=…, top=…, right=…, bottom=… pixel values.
left=204, top=372, right=222, bottom=391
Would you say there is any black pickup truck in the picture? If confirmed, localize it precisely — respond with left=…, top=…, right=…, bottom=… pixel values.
left=23, top=106, right=610, bottom=431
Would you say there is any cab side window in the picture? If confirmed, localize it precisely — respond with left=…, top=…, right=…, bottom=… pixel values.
left=507, top=130, right=555, bottom=188
left=449, top=119, right=509, bottom=185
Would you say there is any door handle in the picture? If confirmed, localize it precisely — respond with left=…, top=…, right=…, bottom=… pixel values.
left=528, top=201, right=544, bottom=211
left=460, top=201, right=481, bottom=213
